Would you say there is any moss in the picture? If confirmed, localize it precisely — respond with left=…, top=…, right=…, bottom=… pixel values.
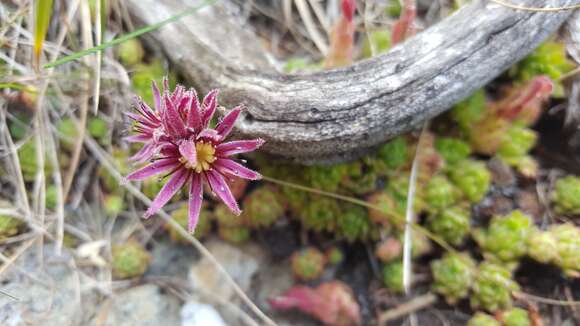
left=502, top=307, right=531, bottom=326
left=336, top=204, right=371, bottom=242
left=467, top=312, right=500, bottom=326
left=474, top=210, right=533, bottom=265
left=435, top=137, right=472, bottom=166
left=56, top=118, right=79, bottom=151
left=382, top=261, right=404, bottom=293
left=218, top=226, right=250, bottom=244
left=386, top=0, right=402, bottom=17
left=104, top=194, right=124, bottom=216
left=142, top=177, right=164, bottom=200
left=549, top=223, right=580, bottom=278
left=325, top=247, right=344, bottom=265
left=471, top=262, right=519, bottom=312
left=361, top=30, right=391, bottom=58
left=428, top=206, right=470, bottom=246
left=449, top=159, right=491, bottom=203
left=510, top=41, right=574, bottom=96
left=111, top=241, right=151, bottom=279
left=215, top=204, right=243, bottom=228
left=45, top=185, right=58, bottom=210
left=0, top=215, right=24, bottom=240
left=300, top=197, right=339, bottom=232
left=497, top=125, right=537, bottom=163
left=340, top=160, right=378, bottom=195
left=283, top=57, right=322, bottom=73
left=131, top=60, right=176, bottom=105
left=167, top=205, right=213, bottom=243
left=527, top=229, right=558, bottom=264
left=87, top=116, right=109, bottom=145
left=451, top=89, right=486, bottom=132
left=367, top=191, right=403, bottom=229
left=242, top=185, right=285, bottom=228
left=99, top=148, right=129, bottom=193
left=303, top=164, right=348, bottom=192
left=291, top=247, right=326, bottom=281
left=497, top=125, right=537, bottom=176
left=376, top=137, right=409, bottom=170
left=18, top=139, right=52, bottom=182
left=8, top=113, right=31, bottom=141
left=431, top=253, right=476, bottom=304
left=62, top=232, right=79, bottom=248
left=117, top=38, right=145, bottom=67
left=424, top=175, right=460, bottom=211
left=551, top=176, right=580, bottom=215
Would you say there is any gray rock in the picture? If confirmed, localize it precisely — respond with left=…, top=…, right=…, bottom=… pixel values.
left=96, top=284, right=180, bottom=326
left=0, top=245, right=96, bottom=326
left=188, top=238, right=265, bottom=301
left=180, top=301, right=227, bottom=326
left=147, top=238, right=198, bottom=277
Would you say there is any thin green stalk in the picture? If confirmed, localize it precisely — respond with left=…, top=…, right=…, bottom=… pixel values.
left=262, top=175, right=456, bottom=253
left=44, top=0, right=218, bottom=68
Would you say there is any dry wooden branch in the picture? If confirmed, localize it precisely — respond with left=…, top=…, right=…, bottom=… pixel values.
left=126, top=0, right=574, bottom=163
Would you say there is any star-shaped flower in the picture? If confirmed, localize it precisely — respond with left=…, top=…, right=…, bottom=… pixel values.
left=125, top=78, right=264, bottom=232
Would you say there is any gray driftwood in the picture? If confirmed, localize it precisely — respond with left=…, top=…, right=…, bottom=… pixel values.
left=127, top=0, right=575, bottom=163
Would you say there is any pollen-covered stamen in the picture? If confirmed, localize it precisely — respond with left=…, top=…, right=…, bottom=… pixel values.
left=179, top=140, right=217, bottom=173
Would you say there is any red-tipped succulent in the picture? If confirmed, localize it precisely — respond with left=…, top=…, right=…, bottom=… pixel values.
left=269, top=281, right=361, bottom=326
left=125, top=78, right=264, bottom=232
left=324, top=0, right=356, bottom=68
left=391, top=0, right=416, bottom=45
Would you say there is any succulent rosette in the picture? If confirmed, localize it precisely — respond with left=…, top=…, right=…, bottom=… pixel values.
left=125, top=79, right=264, bottom=232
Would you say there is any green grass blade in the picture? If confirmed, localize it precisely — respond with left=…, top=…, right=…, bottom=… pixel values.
left=44, top=0, right=217, bottom=69
left=34, top=0, right=54, bottom=69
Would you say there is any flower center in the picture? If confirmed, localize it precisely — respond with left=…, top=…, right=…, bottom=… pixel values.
left=180, top=141, right=216, bottom=173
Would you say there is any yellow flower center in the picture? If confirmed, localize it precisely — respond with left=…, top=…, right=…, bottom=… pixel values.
left=180, top=141, right=216, bottom=173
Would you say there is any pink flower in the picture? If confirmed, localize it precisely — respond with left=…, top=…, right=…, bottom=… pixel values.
left=125, top=78, right=264, bottom=232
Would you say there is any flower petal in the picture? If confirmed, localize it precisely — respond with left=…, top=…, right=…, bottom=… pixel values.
left=129, top=142, right=156, bottom=163
left=152, top=80, right=162, bottom=114
left=144, top=168, right=190, bottom=219
left=126, top=112, right=156, bottom=129
left=205, top=170, right=241, bottom=215
left=186, top=88, right=202, bottom=130
left=124, top=134, right=151, bottom=143
left=163, top=93, right=187, bottom=138
left=172, top=85, right=185, bottom=104
left=215, top=106, right=241, bottom=138
left=159, top=142, right=180, bottom=157
left=213, top=158, right=262, bottom=180
left=126, top=158, right=180, bottom=181
left=216, top=139, right=265, bottom=156
left=187, top=173, right=203, bottom=232
left=197, top=128, right=222, bottom=142
left=201, top=89, right=219, bottom=128
left=178, top=140, right=197, bottom=167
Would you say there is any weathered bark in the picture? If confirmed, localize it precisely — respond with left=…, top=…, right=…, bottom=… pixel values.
left=127, top=0, right=574, bottom=163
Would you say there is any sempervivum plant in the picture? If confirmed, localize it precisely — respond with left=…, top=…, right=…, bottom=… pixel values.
left=125, top=79, right=264, bottom=232
left=549, top=223, right=580, bottom=278
left=500, top=307, right=531, bottom=326
left=431, top=253, right=476, bottom=304
left=428, top=206, right=470, bottom=246
left=467, top=312, right=500, bottom=326
left=551, top=176, right=580, bottom=215
left=291, top=247, right=327, bottom=281
left=471, top=262, right=519, bottom=312
left=474, top=210, right=532, bottom=266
